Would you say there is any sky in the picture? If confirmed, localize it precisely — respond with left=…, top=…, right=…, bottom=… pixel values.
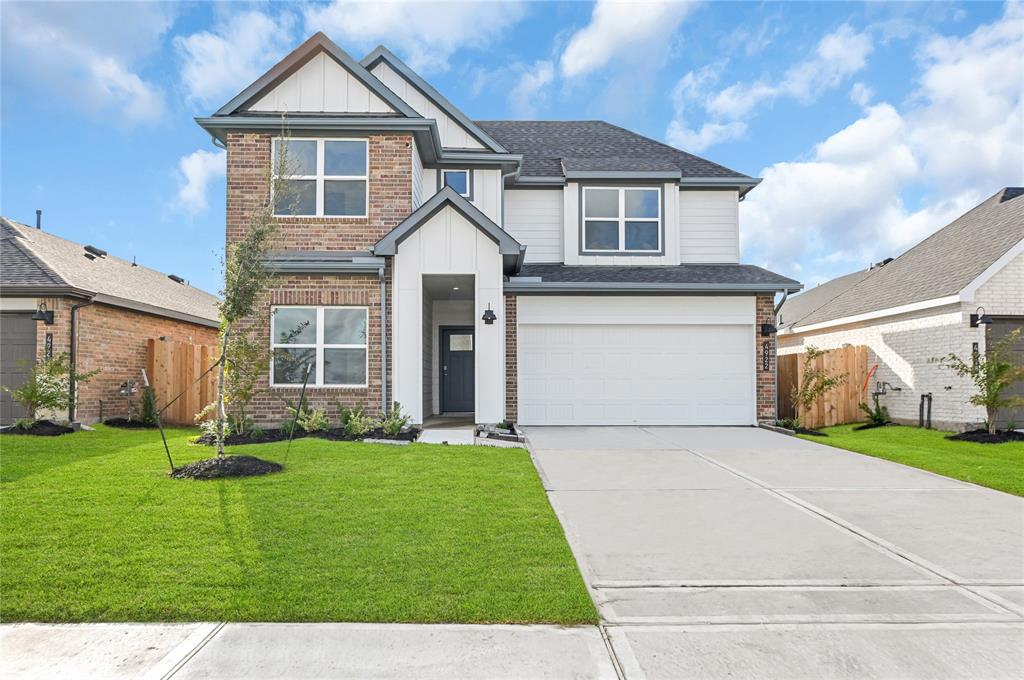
left=2, top=0, right=1021, bottom=295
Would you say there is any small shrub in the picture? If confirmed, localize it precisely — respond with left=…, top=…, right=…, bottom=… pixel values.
left=140, top=388, right=158, bottom=426
left=2, top=353, right=99, bottom=418
left=279, top=419, right=298, bottom=436
left=378, top=402, right=411, bottom=437
left=338, top=401, right=374, bottom=437
left=858, top=393, right=891, bottom=426
left=297, top=407, right=329, bottom=433
left=776, top=417, right=800, bottom=431
left=198, top=417, right=229, bottom=440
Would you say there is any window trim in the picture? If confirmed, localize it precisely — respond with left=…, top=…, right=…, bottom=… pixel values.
left=437, top=168, right=474, bottom=200
left=270, top=305, right=369, bottom=388
left=580, top=185, right=664, bottom=255
left=272, top=137, right=369, bottom=219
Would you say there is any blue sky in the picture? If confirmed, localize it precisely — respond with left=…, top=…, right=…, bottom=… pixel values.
left=2, top=1, right=1021, bottom=295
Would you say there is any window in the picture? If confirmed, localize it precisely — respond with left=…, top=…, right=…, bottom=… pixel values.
left=441, top=169, right=471, bottom=198
left=271, top=306, right=368, bottom=387
left=582, top=187, right=661, bottom=253
left=273, top=139, right=368, bottom=217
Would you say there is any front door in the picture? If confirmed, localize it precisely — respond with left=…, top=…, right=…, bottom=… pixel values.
left=441, top=327, right=474, bottom=413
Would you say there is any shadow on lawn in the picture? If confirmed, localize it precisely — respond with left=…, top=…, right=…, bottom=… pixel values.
left=0, top=430, right=118, bottom=484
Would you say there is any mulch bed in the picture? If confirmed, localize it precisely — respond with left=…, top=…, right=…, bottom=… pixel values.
left=793, top=427, right=828, bottom=437
left=194, top=427, right=421, bottom=447
left=103, top=418, right=158, bottom=429
left=170, top=455, right=283, bottom=480
left=947, top=429, right=1024, bottom=444
left=853, top=422, right=898, bottom=431
left=1, top=420, right=75, bottom=436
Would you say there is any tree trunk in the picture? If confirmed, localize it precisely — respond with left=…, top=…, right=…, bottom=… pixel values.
left=987, top=407, right=998, bottom=435
left=215, top=325, right=231, bottom=458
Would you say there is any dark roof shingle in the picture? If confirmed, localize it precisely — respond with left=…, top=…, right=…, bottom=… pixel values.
left=515, top=263, right=799, bottom=289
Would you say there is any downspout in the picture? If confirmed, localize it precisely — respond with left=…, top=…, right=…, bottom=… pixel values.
left=772, top=289, right=793, bottom=423
left=379, top=265, right=388, bottom=414
left=69, top=298, right=96, bottom=424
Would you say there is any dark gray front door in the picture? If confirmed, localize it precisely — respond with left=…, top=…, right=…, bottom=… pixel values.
left=441, top=327, right=474, bottom=413
left=991, top=318, right=1024, bottom=430
left=1, top=312, right=37, bottom=424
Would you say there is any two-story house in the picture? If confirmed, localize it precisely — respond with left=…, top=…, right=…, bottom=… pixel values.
left=197, top=33, right=801, bottom=428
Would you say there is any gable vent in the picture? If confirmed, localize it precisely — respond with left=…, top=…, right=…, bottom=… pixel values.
left=84, top=245, right=107, bottom=258
left=168, top=274, right=185, bottom=284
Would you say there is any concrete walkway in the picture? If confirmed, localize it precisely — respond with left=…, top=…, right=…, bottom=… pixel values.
left=525, top=425, right=1024, bottom=679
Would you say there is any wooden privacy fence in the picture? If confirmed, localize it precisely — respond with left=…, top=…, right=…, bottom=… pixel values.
left=778, top=345, right=869, bottom=429
left=147, top=339, right=219, bottom=425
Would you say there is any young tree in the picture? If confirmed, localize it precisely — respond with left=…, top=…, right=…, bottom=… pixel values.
left=2, top=353, right=99, bottom=422
left=223, top=314, right=271, bottom=435
left=792, top=346, right=849, bottom=427
left=933, top=328, right=1024, bottom=434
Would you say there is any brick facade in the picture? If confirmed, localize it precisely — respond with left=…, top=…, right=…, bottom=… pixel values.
left=33, top=296, right=217, bottom=423
left=504, top=294, right=517, bottom=423
left=755, top=293, right=777, bottom=422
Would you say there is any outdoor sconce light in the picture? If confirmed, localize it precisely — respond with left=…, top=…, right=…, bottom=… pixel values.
left=760, top=323, right=777, bottom=336
left=31, top=302, right=54, bottom=325
left=482, top=304, right=497, bottom=325
left=969, top=306, right=993, bottom=328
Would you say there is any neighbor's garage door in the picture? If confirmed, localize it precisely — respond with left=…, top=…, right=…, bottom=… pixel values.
left=991, top=317, right=1024, bottom=430
left=517, top=296, right=756, bottom=426
left=1, top=312, right=37, bottom=425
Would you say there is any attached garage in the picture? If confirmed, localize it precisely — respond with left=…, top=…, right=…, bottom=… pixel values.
left=516, top=296, right=757, bottom=426
left=1, top=311, right=36, bottom=425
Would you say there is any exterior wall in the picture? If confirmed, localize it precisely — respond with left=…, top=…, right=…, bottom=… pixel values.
left=681, top=189, right=740, bottom=263
left=226, top=132, right=412, bottom=251
left=420, top=167, right=503, bottom=226
left=755, top=294, right=776, bottom=422
left=393, top=205, right=505, bottom=424
left=504, top=294, right=517, bottom=423
left=422, top=288, right=433, bottom=417
left=23, top=296, right=217, bottom=424
left=370, top=61, right=486, bottom=150
left=249, top=52, right=393, bottom=114
left=238, top=272, right=391, bottom=426
left=972, top=252, right=1024, bottom=316
left=411, top=138, right=424, bottom=209
left=504, top=189, right=562, bottom=262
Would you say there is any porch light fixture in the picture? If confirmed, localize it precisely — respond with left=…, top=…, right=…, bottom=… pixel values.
left=969, top=306, right=993, bottom=328
left=482, top=304, right=497, bottom=325
left=760, top=323, right=777, bottom=336
left=31, top=302, right=54, bottom=325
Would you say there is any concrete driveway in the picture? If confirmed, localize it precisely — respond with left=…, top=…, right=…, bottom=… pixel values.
left=525, top=426, right=1024, bottom=680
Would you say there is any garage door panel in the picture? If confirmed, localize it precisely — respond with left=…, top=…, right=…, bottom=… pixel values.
left=518, top=321, right=754, bottom=426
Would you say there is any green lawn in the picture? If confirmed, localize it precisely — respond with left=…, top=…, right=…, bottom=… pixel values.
left=799, top=424, right=1024, bottom=496
left=0, top=426, right=596, bottom=624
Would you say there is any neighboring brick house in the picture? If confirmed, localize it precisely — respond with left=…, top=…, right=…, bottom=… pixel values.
left=0, top=218, right=219, bottom=425
left=779, top=188, right=1024, bottom=431
left=197, top=33, right=801, bottom=427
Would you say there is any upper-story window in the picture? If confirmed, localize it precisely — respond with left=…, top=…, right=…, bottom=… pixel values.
left=440, top=169, right=472, bottom=198
left=273, top=138, right=368, bottom=218
left=582, top=187, right=661, bottom=253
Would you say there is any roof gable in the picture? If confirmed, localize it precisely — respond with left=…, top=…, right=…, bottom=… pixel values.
left=215, top=33, right=419, bottom=118
left=361, top=46, right=506, bottom=152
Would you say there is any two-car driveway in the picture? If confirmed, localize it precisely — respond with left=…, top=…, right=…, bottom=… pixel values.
left=525, top=426, right=1024, bottom=679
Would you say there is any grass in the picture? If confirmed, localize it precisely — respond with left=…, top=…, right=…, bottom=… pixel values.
left=0, top=426, right=596, bottom=624
left=799, top=424, right=1024, bottom=496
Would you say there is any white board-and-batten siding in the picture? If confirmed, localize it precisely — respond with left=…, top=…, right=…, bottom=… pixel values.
left=248, top=52, right=393, bottom=114
left=504, top=189, right=563, bottom=263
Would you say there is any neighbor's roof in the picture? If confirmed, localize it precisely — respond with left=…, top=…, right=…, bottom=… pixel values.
left=788, top=188, right=1024, bottom=330
left=0, top=218, right=220, bottom=326
left=778, top=268, right=874, bottom=330
left=508, top=263, right=801, bottom=293
left=476, top=120, right=755, bottom=184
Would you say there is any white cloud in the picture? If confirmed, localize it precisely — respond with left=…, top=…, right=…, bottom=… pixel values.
left=1, top=1, right=171, bottom=125
left=665, top=64, right=747, bottom=151
left=304, top=1, right=527, bottom=73
left=849, top=82, right=874, bottom=107
left=177, top=149, right=226, bottom=214
left=741, top=3, right=1023, bottom=276
left=175, top=11, right=297, bottom=109
left=507, top=60, right=555, bottom=118
left=560, top=0, right=697, bottom=78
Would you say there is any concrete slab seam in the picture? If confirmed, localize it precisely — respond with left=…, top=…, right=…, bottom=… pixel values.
left=597, top=623, right=627, bottom=680
left=161, top=622, right=226, bottom=680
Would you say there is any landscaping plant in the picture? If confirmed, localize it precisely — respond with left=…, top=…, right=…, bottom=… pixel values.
left=140, top=388, right=158, bottom=426
left=338, top=401, right=375, bottom=437
left=222, top=317, right=270, bottom=437
left=378, top=402, right=411, bottom=437
left=932, top=328, right=1024, bottom=435
left=297, top=406, right=330, bottom=433
left=789, top=346, right=849, bottom=430
left=858, top=393, right=891, bottom=427
left=2, top=353, right=99, bottom=422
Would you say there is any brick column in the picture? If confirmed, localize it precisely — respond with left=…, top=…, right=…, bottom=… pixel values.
left=755, top=293, right=776, bottom=422
left=504, top=294, right=517, bottom=423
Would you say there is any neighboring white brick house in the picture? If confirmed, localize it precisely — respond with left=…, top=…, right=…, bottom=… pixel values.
left=779, top=189, right=1024, bottom=431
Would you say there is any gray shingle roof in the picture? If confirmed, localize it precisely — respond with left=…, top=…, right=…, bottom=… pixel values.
left=778, top=268, right=874, bottom=329
left=476, top=120, right=752, bottom=181
left=514, top=263, right=800, bottom=289
left=791, top=188, right=1024, bottom=329
left=1, top=218, right=220, bottom=325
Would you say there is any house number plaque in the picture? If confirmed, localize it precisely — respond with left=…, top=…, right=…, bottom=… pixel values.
left=45, top=333, right=53, bottom=359
left=762, top=340, right=771, bottom=371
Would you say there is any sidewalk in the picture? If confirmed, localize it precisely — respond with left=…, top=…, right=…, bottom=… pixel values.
left=0, top=622, right=619, bottom=679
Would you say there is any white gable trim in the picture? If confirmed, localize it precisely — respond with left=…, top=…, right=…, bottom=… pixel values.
left=959, top=237, right=1024, bottom=302
left=789, top=295, right=961, bottom=334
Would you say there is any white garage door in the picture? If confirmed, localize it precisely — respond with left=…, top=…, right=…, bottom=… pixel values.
left=517, top=296, right=756, bottom=426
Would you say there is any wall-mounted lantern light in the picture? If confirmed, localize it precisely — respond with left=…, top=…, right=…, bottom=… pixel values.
left=969, top=306, right=993, bottom=328
left=760, top=323, right=777, bottom=337
left=31, top=302, right=54, bottom=325
left=482, top=304, right=497, bottom=325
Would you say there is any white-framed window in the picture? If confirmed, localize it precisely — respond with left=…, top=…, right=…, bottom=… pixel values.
left=441, top=169, right=471, bottom=197
left=272, top=138, right=369, bottom=218
left=270, top=306, right=368, bottom=387
left=582, top=186, right=661, bottom=253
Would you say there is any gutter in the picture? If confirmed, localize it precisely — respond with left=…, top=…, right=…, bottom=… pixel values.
left=504, top=280, right=804, bottom=294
